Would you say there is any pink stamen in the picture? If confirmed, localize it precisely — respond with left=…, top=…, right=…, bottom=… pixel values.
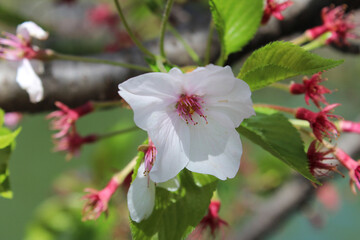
left=0, top=31, right=38, bottom=61
left=176, top=94, right=208, bottom=125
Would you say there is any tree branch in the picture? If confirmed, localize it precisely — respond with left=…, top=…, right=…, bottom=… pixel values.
left=0, top=0, right=359, bottom=112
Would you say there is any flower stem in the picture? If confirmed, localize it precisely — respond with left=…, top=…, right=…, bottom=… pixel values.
left=159, top=0, right=175, bottom=59
left=204, top=20, right=215, bottom=65
left=168, top=25, right=201, bottom=65
left=269, top=82, right=290, bottom=92
left=53, top=53, right=151, bottom=72
left=253, top=104, right=297, bottom=115
left=113, top=0, right=155, bottom=59
left=97, top=126, right=140, bottom=140
left=114, top=156, right=137, bottom=183
left=302, top=32, right=330, bottom=51
left=291, top=33, right=309, bottom=45
left=216, top=48, right=226, bottom=66
left=156, top=55, right=168, bottom=73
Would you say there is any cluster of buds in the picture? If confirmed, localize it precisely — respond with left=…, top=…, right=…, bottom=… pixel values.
left=47, top=101, right=96, bottom=160
left=290, top=71, right=340, bottom=141
left=290, top=71, right=360, bottom=190
left=289, top=69, right=360, bottom=193
left=291, top=73, right=341, bottom=180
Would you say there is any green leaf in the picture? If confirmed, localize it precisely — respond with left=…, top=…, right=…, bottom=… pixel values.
left=238, top=41, right=343, bottom=91
left=209, top=0, right=263, bottom=60
left=0, top=127, right=21, bottom=199
left=0, top=146, right=12, bottom=198
left=0, top=127, right=21, bottom=149
left=0, top=108, right=4, bottom=127
left=238, top=112, right=319, bottom=183
left=145, top=0, right=164, bottom=15
left=145, top=58, right=176, bottom=73
left=130, top=170, right=218, bottom=240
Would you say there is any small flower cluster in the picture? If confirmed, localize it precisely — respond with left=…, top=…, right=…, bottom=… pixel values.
left=291, top=72, right=340, bottom=179
left=291, top=72, right=340, bottom=142
left=291, top=71, right=360, bottom=193
left=306, top=5, right=358, bottom=46
left=47, top=101, right=96, bottom=160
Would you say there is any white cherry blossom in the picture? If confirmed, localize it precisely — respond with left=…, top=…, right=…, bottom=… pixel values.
left=0, top=21, right=48, bottom=103
left=119, top=65, right=255, bottom=183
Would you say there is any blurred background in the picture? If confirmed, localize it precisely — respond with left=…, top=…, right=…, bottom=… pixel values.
left=1, top=0, right=360, bottom=239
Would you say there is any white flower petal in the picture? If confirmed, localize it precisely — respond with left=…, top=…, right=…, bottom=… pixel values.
left=16, top=59, right=44, bottom=103
left=118, top=72, right=182, bottom=130
left=149, top=112, right=190, bottom=183
left=206, top=78, right=255, bottom=128
left=168, top=67, right=183, bottom=77
left=185, top=118, right=242, bottom=180
left=127, top=164, right=156, bottom=223
left=183, top=65, right=236, bottom=96
left=16, top=21, right=49, bottom=40
left=157, top=177, right=180, bottom=192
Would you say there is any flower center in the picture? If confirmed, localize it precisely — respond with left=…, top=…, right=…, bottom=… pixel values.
left=176, top=94, right=207, bottom=125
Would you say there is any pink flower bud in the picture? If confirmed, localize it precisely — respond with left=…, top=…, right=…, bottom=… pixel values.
left=87, top=4, right=119, bottom=28
left=296, top=104, right=340, bottom=141
left=339, top=120, right=360, bottom=134
left=307, top=140, right=338, bottom=177
left=316, top=183, right=340, bottom=211
left=82, top=177, right=120, bottom=221
left=47, top=101, right=94, bottom=138
left=290, top=72, right=331, bottom=108
left=54, top=127, right=97, bottom=160
left=262, top=0, right=293, bottom=25
left=334, top=148, right=360, bottom=194
left=305, top=5, right=358, bottom=46
left=4, top=112, right=23, bottom=128
left=191, top=200, right=228, bottom=239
